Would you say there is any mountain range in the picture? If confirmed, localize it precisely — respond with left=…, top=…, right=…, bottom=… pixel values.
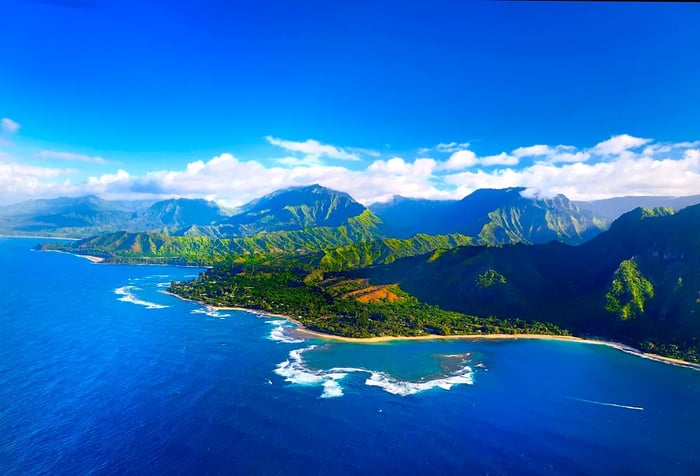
left=0, top=195, right=230, bottom=237
left=355, top=205, right=700, bottom=360
left=574, top=194, right=700, bottom=221
left=3, top=185, right=605, bottom=244
left=371, top=187, right=607, bottom=244
left=29, top=184, right=700, bottom=362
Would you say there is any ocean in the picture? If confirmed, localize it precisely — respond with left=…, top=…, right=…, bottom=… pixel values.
left=1, top=237, right=699, bottom=475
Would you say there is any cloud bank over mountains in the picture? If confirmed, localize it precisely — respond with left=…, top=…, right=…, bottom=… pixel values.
left=0, top=120, right=698, bottom=206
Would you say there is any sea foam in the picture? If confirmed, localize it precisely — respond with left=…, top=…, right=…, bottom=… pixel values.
left=275, top=345, right=476, bottom=398
left=267, top=320, right=305, bottom=344
left=190, top=308, right=231, bottom=319
left=114, top=286, right=168, bottom=309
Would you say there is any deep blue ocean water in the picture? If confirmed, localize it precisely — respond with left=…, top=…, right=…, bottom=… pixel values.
left=1, top=237, right=700, bottom=475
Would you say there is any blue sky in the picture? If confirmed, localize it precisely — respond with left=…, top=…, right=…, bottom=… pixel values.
left=1, top=0, right=699, bottom=205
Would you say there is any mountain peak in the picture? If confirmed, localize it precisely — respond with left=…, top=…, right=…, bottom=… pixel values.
left=217, top=184, right=373, bottom=236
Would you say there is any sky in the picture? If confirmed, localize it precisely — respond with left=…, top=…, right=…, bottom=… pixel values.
left=1, top=0, right=699, bottom=206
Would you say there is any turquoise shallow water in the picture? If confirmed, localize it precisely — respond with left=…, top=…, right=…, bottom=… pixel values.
left=1, top=237, right=700, bottom=475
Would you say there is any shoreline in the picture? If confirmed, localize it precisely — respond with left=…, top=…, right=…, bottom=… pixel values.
left=1, top=233, right=81, bottom=241
left=168, top=293, right=700, bottom=371
left=37, top=249, right=210, bottom=268
left=36, top=248, right=105, bottom=263
left=298, top=328, right=700, bottom=370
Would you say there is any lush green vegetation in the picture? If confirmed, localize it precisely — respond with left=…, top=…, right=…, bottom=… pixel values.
left=0, top=195, right=228, bottom=238
left=604, top=258, right=655, bottom=320
left=372, top=187, right=607, bottom=245
left=357, top=205, right=700, bottom=363
left=37, top=229, right=475, bottom=269
left=476, top=269, right=507, bottom=288
left=32, top=188, right=700, bottom=365
left=169, top=262, right=568, bottom=339
left=317, top=233, right=473, bottom=271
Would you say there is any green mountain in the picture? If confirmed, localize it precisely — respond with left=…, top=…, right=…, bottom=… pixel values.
left=369, top=196, right=456, bottom=238
left=37, top=228, right=472, bottom=268
left=184, top=184, right=378, bottom=238
left=576, top=194, right=700, bottom=221
left=355, top=205, right=700, bottom=361
left=0, top=195, right=228, bottom=237
left=371, top=187, right=607, bottom=244
left=138, top=198, right=228, bottom=231
left=0, top=195, right=150, bottom=237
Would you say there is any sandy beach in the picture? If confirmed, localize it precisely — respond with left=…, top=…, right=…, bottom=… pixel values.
left=294, top=328, right=700, bottom=370
left=37, top=248, right=105, bottom=263
left=164, top=292, right=700, bottom=371
left=78, top=254, right=105, bottom=263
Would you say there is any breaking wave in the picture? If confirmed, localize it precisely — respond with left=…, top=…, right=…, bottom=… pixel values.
left=267, top=320, right=305, bottom=344
left=190, top=307, right=231, bottom=319
left=114, top=286, right=168, bottom=309
left=275, top=345, right=476, bottom=398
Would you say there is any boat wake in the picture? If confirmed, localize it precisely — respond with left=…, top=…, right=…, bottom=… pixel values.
left=571, top=397, right=644, bottom=411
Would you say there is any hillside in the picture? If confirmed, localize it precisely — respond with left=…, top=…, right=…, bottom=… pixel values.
left=37, top=229, right=473, bottom=268
left=576, top=194, right=700, bottom=221
left=169, top=261, right=567, bottom=339
left=369, top=196, right=456, bottom=238
left=357, top=205, right=700, bottom=361
left=9, top=187, right=605, bottom=246
left=0, top=195, right=228, bottom=237
left=137, top=198, right=228, bottom=231
left=0, top=196, right=148, bottom=237
left=186, top=184, right=381, bottom=238
left=371, top=187, right=607, bottom=244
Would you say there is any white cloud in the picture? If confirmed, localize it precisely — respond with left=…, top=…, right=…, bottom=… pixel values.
left=276, top=156, right=324, bottom=167
left=592, top=134, right=651, bottom=156
left=512, top=144, right=589, bottom=164
left=368, top=157, right=436, bottom=176
left=439, top=149, right=518, bottom=169
left=512, top=144, right=557, bottom=157
left=265, top=136, right=360, bottom=161
left=1, top=118, right=20, bottom=134
left=442, top=150, right=478, bottom=170
left=0, top=162, right=77, bottom=204
left=480, top=152, right=519, bottom=166
left=547, top=151, right=590, bottom=164
left=419, top=141, right=471, bottom=154
left=36, top=150, right=110, bottom=164
left=1, top=134, right=699, bottom=206
left=444, top=145, right=700, bottom=200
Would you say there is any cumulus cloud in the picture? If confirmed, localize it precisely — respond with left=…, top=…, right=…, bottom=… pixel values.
left=0, top=162, right=77, bottom=203
left=480, top=152, right=519, bottom=166
left=275, top=156, right=324, bottom=167
left=266, top=136, right=361, bottom=161
left=72, top=153, right=448, bottom=206
left=1, top=134, right=699, bottom=205
left=512, top=144, right=590, bottom=164
left=592, top=134, right=651, bottom=156
left=442, top=150, right=478, bottom=170
left=512, top=144, right=557, bottom=157
left=36, top=150, right=110, bottom=164
left=1, top=118, right=21, bottom=134
left=444, top=145, right=700, bottom=200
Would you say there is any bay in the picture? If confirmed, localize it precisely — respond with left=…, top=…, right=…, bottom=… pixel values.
left=1, top=237, right=699, bottom=475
